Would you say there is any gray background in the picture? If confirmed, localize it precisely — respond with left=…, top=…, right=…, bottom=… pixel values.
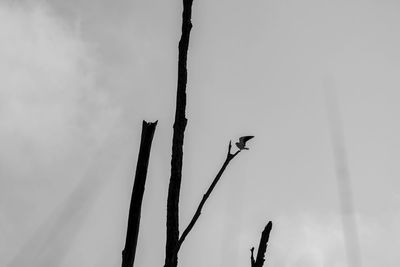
left=1, top=0, right=399, bottom=266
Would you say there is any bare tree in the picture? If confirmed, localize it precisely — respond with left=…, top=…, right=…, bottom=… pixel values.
left=163, top=0, right=270, bottom=266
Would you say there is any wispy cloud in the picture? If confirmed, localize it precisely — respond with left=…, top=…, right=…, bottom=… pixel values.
left=0, top=2, right=118, bottom=266
left=0, top=1, right=110, bottom=173
left=266, top=212, right=400, bottom=267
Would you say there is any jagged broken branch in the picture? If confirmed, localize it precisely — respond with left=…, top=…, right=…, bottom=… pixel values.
left=250, top=221, right=273, bottom=267
left=122, top=120, right=158, bottom=267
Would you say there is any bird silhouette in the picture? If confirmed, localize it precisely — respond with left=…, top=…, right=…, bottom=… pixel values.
left=235, top=136, right=254, bottom=150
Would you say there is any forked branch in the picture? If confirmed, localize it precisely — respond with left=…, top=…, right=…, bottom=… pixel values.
left=176, top=141, right=240, bottom=251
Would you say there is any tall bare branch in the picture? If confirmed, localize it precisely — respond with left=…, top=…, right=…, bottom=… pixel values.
left=165, top=0, right=194, bottom=267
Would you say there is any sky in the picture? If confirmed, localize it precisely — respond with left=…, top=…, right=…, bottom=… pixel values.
left=1, top=0, right=400, bottom=266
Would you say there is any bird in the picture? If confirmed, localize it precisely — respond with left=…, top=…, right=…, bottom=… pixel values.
left=235, top=136, right=254, bottom=150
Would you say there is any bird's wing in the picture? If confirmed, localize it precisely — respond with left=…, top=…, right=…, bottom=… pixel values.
left=239, top=136, right=254, bottom=144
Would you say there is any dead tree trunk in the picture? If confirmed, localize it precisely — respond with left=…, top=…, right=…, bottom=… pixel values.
left=164, top=0, right=194, bottom=267
left=122, top=120, right=158, bottom=267
left=250, top=221, right=273, bottom=267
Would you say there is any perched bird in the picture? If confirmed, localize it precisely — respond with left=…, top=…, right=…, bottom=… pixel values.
left=235, top=136, right=254, bottom=150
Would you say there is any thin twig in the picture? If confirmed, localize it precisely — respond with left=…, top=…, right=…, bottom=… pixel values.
left=176, top=141, right=241, bottom=251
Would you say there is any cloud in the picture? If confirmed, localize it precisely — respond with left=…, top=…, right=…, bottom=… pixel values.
left=269, top=214, right=345, bottom=267
left=266, top=212, right=400, bottom=267
left=0, top=1, right=115, bottom=179
left=0, top=2, right=119, bottom=266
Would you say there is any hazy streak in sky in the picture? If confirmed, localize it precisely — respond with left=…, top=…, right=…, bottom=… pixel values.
left=324, top=79, right=362, bottom=267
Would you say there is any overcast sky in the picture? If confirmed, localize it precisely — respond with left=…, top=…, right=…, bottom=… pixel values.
left=1, top=0, right=400, bottom=266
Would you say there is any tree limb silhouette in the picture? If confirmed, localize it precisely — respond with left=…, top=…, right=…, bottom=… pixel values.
left=122, top=120, right=157, bottom=267
left=164, top=0, right=194, bottom=266
left=176, top=141, right=240, bottom=251
left=250, top=221, right=273, bottom=267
